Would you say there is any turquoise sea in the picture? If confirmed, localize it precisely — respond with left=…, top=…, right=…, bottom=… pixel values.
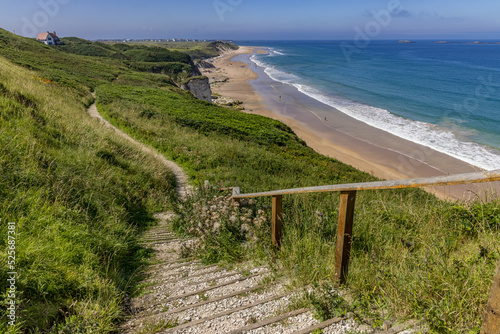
left=237, top=40, right=500, bottom=171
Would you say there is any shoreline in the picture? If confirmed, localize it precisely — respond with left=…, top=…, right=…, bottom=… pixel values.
left=202, top=46, right=499, bottom=201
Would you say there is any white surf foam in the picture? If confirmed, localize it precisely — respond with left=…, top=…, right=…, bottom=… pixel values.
left=250, top=54, right=500, bottom=171
left=266, top=48, right=286, bottom=56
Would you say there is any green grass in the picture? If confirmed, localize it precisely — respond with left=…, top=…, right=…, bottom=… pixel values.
left=0, top=30, right=179, bottom=332
left=58, top=37, right=195, bottom=63
left=95, top=83, right=365, bottom=189
left=135, top=319, right=177, bottom=334
left=56, top=38, right=207, bottom=85
left=0, top=28, right=499, bottom=333
left=0, top=31, right=124, bottom=92
left=94, top=71, right=500, bottom=332
left=105, top=40, right=239, bottom=60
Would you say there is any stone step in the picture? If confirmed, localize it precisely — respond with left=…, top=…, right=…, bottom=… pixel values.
left=141, top=232, right=176, bottom=239
left=140, top=238, right=194, bottom=246
left=140, top=234, right=177, bottom=241
left=161, top=290, right=298, bottom=333
left=145, top=266, right=224, bottom=291
left=146, top=257, right=195, bottom=267
left=126, top=283, right=274, bottom=329
left=227, top=308, right=310, bottom=334
left=288, top=316, right=344, bottom=334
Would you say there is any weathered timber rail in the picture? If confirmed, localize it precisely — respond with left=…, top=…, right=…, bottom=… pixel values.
left=231, top=169, right=500, bottom=332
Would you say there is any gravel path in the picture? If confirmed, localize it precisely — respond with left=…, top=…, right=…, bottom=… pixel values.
left=120, top=213, right=426, bottom=334
left=120, top=213, right=312, bottom=334
left=87, top=97, right=425, bottom=333
left=87, top=98, right=192, bottom=200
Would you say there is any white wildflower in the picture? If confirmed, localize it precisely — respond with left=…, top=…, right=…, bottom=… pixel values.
left=212, top=222, right=221, bottom=232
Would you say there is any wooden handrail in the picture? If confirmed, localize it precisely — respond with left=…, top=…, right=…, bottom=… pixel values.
left=230, top=169, right=500, bottom=330
left=232, top=169, right=500, bottom=199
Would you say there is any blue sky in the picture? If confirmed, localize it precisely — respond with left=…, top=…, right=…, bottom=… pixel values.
left=2, top=0, right=500, bottom=40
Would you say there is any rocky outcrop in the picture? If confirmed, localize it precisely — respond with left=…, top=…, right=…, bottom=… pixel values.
left=182, top=76, right=212, bottom=103
left=196, top=60, right=216, bottom=69
left=212, top=96, right=244, bottom=110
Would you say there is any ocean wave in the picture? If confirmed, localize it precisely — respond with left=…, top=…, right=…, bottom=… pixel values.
left=266, top=48, right=286, bottom=56
left=250, top=55, right=299, bottom=84
left=250, top=54, right=267, bottom=67
left=250, top=55, right=500, bottom=171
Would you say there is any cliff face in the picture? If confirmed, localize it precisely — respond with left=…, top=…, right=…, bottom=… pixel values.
left=195, top=60, right=216, bottom=69
left=182, top=76, right=212, bottom=103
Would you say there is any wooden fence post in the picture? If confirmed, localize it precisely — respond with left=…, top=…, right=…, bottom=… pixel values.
left=481, top=259, right=500, bottom=333
left=334, top=190, right=357, bottom=285
left=232, top=187, right=241, bottom=205
left=272, top=195, right=283, bottom=248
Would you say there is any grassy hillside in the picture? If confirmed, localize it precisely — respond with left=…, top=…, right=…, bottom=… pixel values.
left=57, top=37, right=201, bottom=84
left=0, top=28, right=499, bottom=333
left=0, top=30, right=179, bottom=333
left=95, top=57, right=500, bottom=333
left=107, top=40, right=239, bottom=60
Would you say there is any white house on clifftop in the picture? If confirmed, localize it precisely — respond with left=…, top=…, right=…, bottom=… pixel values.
left=36, top=31, right=61, bottom=45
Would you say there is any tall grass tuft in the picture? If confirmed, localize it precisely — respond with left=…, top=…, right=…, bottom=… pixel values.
left=0, top=54, right=175, bottom=331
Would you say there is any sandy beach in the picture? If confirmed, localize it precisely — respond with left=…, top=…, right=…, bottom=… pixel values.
left=201, top=46, right=498, bottom=201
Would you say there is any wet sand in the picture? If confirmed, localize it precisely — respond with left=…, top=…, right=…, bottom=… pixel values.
left=201, top=46, right=499, bottom=201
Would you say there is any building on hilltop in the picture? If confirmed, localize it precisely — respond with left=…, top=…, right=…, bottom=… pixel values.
left=36, top=31, right=61, bottom=45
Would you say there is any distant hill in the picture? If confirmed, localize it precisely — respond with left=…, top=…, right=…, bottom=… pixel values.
left=58, top=36, right=202, bottom=82
left=0, top=30, right=224, bottom=87
left=100, top=40, right=239, bottom=60
left=53, top=37, right=239, bottom=83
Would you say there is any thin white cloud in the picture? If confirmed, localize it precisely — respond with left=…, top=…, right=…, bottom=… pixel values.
left=417, top=11, right=464, bottom=22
